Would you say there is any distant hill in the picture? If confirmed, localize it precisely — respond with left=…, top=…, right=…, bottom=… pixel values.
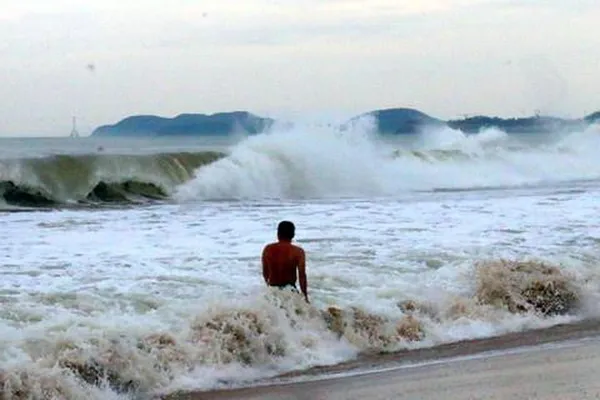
left=92, top=108, right=600, bottom=137
left=92, top=111, right=275, bottom=137
left=347, top=108, right=445, bottom=134
left=447, top=115, right=589, bottom=134
left=585, top=111, right=600, bottom=124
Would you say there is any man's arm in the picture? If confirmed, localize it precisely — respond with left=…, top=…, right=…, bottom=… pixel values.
left=262, top=245, right=270, bottom=284
left=297, top=247, right=308, bottom=302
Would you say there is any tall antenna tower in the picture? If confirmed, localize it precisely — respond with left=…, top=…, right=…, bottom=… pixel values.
left=70, top=116, right=80, bottom=138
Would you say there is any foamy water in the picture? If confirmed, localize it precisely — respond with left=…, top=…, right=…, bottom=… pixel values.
left=175, top=120, right=600, bottom=199
left=2, top=122, right=600, bottom=398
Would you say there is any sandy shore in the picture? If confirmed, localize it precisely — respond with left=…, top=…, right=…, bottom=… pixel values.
left=169, top=319, right=600, bottom=400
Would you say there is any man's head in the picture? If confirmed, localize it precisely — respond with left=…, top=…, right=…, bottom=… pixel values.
left=277, top=220, right=295, bottom=241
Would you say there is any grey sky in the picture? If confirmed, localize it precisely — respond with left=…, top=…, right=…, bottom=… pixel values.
left=1, top=0, right=598, bottom=136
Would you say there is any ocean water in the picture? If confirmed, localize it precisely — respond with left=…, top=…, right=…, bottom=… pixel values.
left=2, top=118, right=600, bottom=398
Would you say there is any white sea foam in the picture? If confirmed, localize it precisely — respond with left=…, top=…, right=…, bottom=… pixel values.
left=175, top=120, right=600, bottom=200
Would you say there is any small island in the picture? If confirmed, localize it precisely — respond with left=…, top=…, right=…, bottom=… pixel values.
left=91, top=108, right=600, bottom=137
left=92, top=111, right=275, bottom=137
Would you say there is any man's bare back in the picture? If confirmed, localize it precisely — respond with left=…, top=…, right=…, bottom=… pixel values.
left=262, top=221, right=308, bottom=302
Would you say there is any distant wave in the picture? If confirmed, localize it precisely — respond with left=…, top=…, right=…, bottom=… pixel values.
left=0, top=152, right=223, bottom=209
left=175, top=119, right=600, bottom=201
left=4, top=120, right=600, bottom=209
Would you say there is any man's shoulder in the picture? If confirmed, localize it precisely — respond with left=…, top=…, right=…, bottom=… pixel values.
left=263, top=242, right=278, bottom=251
left=263, top=242, right=303, bottom=250
left=291, top=244, right=305, bottom=254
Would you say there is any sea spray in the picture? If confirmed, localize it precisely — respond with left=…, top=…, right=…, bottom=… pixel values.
left=176, top=118, right=390, bottom=200
left=175, top=120, right=600, bottom=201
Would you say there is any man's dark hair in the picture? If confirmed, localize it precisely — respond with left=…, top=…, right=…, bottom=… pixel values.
left=277, top=220, right=295, bottom=240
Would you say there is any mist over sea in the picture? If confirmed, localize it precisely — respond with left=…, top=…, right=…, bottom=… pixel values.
left=2, top=117, right=600, bottom=398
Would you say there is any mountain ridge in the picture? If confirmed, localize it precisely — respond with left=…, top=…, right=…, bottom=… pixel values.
left=91, top=108, right=600, bottom=137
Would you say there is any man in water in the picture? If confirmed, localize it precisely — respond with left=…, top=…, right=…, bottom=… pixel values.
left=262, top=221, right=309, bottom=303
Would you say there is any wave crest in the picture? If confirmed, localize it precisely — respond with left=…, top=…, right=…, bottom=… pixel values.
left=0, top=151, right=223, bottom=208
left=475, top=259, right=580, bottom=316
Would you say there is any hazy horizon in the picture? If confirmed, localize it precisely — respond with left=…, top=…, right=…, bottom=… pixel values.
left=1, top=0, right=599, bottom=137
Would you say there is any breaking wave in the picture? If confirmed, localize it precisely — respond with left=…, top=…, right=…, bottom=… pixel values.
left=175, top=118, right=600, bottom=200
left=0, top=259, right=591, bottom=399
left=0, top=152, right=223, bottom=209
left=3, top=120, right=600, bottom=208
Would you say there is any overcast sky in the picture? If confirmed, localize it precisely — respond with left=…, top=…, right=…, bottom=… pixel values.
left=1, top=0, right=598, bottom=136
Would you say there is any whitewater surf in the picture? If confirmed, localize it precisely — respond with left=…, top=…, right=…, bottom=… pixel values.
left=174, top=121, right=600, bottom=200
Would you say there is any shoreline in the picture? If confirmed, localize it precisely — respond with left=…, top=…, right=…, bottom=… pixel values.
left=167, top=318, right=600, bottom=399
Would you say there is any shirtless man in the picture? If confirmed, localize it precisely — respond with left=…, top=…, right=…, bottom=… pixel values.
left=262, top=221, right=309, bottom=303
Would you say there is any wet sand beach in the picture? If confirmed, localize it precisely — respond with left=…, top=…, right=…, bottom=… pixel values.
left=178, top=319, right=600, bottom=400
